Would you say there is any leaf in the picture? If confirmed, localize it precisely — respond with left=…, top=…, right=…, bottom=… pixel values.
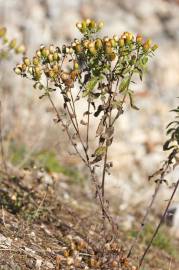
left=134, top=67, right=143, bottom=81
left=166, top=128, right=176, bottom=135
left=33, top=82, right=44, bottom=90
left=119, top=77, right=130, bottom=93
left=166, top=121, right=179, bottom=128
left=105, top=127, right=114, bottom=139
left=39, top=94, right=47, bottom=99
left=142, top=56, right=148, bottom=65
left=80, top=119, right=87, bottom=125
left=106, top=137, right=113, bottom=146
left=90, top=155, right=103, bottom=164
left=83, top=76, right=103, bottom=97
left=163, top=139, right=174, bottom=151
left=94, top=105, right=104, bottom=117
left=94, top=146, right=107, bottom=157
left=128, top=92, right=139, bottom=110
left=96, top=119, right=105, bottom=137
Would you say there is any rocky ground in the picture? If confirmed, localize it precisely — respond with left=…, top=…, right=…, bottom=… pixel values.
left=0, top=168, right=179, bottom=270
left=0, top=0, right=179, bottom=268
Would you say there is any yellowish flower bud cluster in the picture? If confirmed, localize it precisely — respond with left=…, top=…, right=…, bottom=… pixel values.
left=14, top=43, right=81, bottom=87
left=0, top=26, right=25, bottom=59
left=14, top=20, right=158, bottom=92
left=76, top=19, right=104, bottom=35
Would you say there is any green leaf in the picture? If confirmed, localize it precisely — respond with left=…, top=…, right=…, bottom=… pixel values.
left=94, top=146, right=107, bottom=157
left=142, top=56, right=148, bottom=65
left=83, top=76, right=103, bottom=97
left=119, top=77, right=130, bottom=93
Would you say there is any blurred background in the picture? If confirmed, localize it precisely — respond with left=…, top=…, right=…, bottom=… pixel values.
left=0, top=0, right=179, bottom=212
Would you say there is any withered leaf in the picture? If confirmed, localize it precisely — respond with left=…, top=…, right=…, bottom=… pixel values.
left=90, top=155, right=103, bottom=164
left=96, top=119, right=105, bottom=137
left=80, top=119, right=87, bottom=125
left=105, top=127, right=114, bottom=139
left=106, top=137, right=113, bottom=146
left=94, top=105, right=104, bottom=117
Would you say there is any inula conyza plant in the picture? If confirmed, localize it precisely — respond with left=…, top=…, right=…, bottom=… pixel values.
left=14, top=19, right=157, bottom=225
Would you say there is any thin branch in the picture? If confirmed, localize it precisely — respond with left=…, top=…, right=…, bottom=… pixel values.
left=139, top=178, right=179, bottom=268
left=127, top=179, right=161, bottom=258
left=86, top=101, right=90, bottom=150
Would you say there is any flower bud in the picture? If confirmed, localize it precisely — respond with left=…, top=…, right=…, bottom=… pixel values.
left=83, top=40, right=89, bottom=48
left=61, top=72, right=70, bottom=81
left=104, top=41, right=112, bottom=53
left=23, top=57, right=31, bottom=66
left=49, top=44, right=55, bottom=53
left=113, top=35, right=118, bottom=42
left=103, top=36, right=109, bottom=42
left=75, top=44, right=82, bottom=54
left=136, top=34, right=143, bottom=44
left=89, top=20, right=96, bottom=29
left=69, top=47, right=73, bottom=54
left=53, top=52, right=60, bottom=61
left=28, top=67, right=33, bottom=75
left=73, top=60, right=79, bottom=70
left=36, top=50, right=41, bottom=57
left=119, top=38, right=125, bottom=47
left=52, top=64, right=59, bottom=73
left=49, top=69, right=55, bottom=78
left=107, top=52, right=116, bottom=61
left=95, top=38, right=102, bottom=50
left=86, top=18, right=91, bottom=26
left=48, top=53, right=54, bottom=62
left=14, top=66, right=22, bottom=75
left=72, top=42, right=76, bottom=48
left=126, top=32, right=133, bottom=43
left=66, top=47, right=70, bottom=54
left=3, top=37, right=8, bottom=44
left=70, top=70, right=78, bottom=80
left=33, top=56, right=39, bottom=66
left=152, top=44, right=158, bottom=51
left=34, top=66, right=41, bottom=80
left=76, top=22, right=82, bottom=30
left=88, top=42, right=97, bottom=55
left=21, top=63, right=27, bottom=72
left=98, top=21, right=104, bottom=30
left=82, top=20, right=87, bottom=30
left=74, top=38, right=80, bottom=44
left=110, top=38, right=117, bottom=48
left=143, top=39, right=151, bottom=51
left=0, top=27, right=6, bottom=37
left=41, top=47, right=49, bottom=57
left=9, top=38, right=17, bottom=49
left=15, top=45, right=25, bottom=54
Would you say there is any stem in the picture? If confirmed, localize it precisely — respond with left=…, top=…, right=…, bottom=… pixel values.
left=86, top=101, right=90, bottom=150
left=101, top=145, right=108, bottom=199
left=127, top=180, right=161, bottom=258
left=139, top=178, right=179, bottom=268
left=66, top=88, right=90, bottom=162
left=47, top=92, right=87, bottom=165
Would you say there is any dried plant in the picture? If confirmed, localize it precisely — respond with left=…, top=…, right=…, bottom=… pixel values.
left=14, top=19, right=157, bottom=227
